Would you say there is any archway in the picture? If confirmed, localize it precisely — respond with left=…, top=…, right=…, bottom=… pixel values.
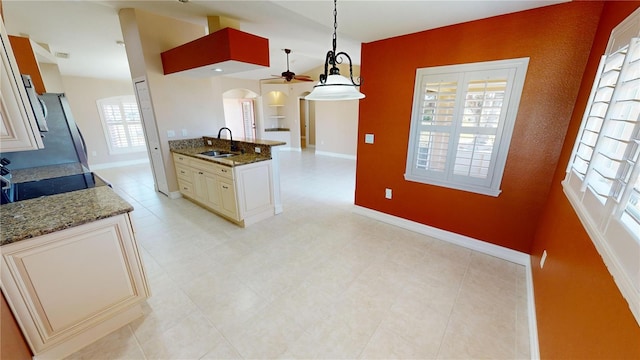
left=222, top=88, right=259, bottom=140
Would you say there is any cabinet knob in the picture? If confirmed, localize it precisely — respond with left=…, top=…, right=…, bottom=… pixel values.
left=199, top=171, right=203, bottom=175
left=222, top=185, right=228, bottom=189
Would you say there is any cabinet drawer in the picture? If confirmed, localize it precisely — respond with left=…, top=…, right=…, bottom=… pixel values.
left=175, top=165, right=192, bottom=181
left=177, top=179, right=194, bottom=198
left=214, top=165, right=234, bottom=179
left=190, top=157, right=234, bottom=180
left=172, top=153, right=191, bottom=165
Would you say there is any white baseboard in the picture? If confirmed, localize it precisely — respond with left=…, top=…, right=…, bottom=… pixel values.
left=314, top=151, right=356, bottom=160
left=168, top=191, right=182, bottom=199
left=352, top=205, right=539, bottom=359
left=90, top=159, right=149, bottom=170
left=526, top=263, right=540, bottom=359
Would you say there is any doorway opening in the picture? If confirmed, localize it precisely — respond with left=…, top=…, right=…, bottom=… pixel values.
left=222, top=89, right=259, bottom=140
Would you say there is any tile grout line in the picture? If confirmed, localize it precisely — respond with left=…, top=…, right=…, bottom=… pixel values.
left=435, top=253, right=472, bottom=359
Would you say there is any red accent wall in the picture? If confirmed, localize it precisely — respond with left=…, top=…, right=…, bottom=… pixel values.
left=530, top=1, right=640, bottom=358
left=8, top=35, right=45, bottom=94
left=1, top=292, right=32, bottom=359
left=356, top=2, right=603, bottom=252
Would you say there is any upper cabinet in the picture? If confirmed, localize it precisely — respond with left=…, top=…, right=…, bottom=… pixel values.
left=0, top=17, right=44, bottom=152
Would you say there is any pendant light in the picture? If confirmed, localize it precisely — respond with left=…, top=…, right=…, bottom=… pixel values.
left=305, top=0, right=364, bottom=101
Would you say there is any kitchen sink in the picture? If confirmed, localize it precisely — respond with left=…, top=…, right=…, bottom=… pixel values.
left=199, top=150, right=235, bottom=158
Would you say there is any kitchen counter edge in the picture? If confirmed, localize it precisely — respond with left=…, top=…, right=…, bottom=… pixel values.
left=170, top=147, right=272, bottom=166
left=1, top=186, right=133, bottom=246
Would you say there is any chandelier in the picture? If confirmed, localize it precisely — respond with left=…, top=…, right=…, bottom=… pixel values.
left=305, top=0, right=365, bottom=101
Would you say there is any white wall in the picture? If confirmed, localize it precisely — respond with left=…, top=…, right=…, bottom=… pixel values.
left=314, top=100, right=359, bottom=158
left=40, top=63, right=64, bottom=93
left=61, top=75, right=148, bottom=167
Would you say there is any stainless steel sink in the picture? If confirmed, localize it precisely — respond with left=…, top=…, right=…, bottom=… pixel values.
left=199, top=150, right=235, bottom=158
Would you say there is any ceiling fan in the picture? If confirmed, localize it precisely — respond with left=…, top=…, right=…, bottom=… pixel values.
left=273, top=49, right=313, bottom=82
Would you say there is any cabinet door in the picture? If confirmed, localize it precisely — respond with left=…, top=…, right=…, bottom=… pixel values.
left=236, top=161, right=273, bottom=218
left=217, top=177, right=239, bottom=220
left=0, top=18, right=43, bottom=152
left=193, top=170, right=207, bottom=200
left=0, top=214, right=150, bottom=354
left=204, top=172, right=220, bottom=208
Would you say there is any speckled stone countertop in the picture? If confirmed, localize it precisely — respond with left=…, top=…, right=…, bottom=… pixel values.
left=1, top=186, right=133, bottom=246
left=11, top=163, right=89, bottom=183
left=171, top=146, right=272, bottom=167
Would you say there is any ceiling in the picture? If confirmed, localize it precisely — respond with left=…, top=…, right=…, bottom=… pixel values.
left=2, top=0, right=568, bottom=82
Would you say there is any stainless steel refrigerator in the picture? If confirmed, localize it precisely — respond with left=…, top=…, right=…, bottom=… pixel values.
left=1, top=92, right=89, bottom=170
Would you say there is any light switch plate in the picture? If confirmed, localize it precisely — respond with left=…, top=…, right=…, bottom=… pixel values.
left=365, top=134, right=374, bottom=144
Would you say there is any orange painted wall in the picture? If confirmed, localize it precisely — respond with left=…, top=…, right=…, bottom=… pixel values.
left=530, top=1, right=640, bottom=358
left=356, top=2, right=603, bottom=252
left=8, top=35, right=45, bottom=94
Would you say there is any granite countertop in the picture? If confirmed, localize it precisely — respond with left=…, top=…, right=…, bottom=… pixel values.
left=1, top=186, right=133, bottom=246
left=11, top=163, right=89, bottom=183
left=171, top=146, right=272, bottom=167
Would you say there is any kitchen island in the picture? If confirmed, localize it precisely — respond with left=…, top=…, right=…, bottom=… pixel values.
left=0, top=171, right=150, bottom=359
left=169, top=136, right=285, bottom=227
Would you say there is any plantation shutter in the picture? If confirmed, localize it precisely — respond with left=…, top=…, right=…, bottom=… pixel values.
left=97, top=96, right=146, bottom=154
left=562, top=10, right=640, bottom=324
left=412, top=75, right=459, bottom=181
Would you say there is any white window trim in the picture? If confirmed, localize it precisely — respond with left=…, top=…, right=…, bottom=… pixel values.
left=96, top=95, right=146, bottom=155
left=405, top=58, right=529, bottom=197
left=563, top=7, right=640, bottom=326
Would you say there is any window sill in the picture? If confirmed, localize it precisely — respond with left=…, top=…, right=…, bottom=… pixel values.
left=562, top=179, right=640, bottom=326
left=404, top=173, right=501, bottom=197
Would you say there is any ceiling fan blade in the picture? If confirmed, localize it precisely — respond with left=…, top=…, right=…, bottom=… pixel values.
left=294, top=76, right=314, bottom=82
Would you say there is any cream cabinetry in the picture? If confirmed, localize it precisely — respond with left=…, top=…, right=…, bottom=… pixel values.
left=0, top=17, right=44, bottom=152
left=0, top=214, right=150, bottom=359
left=172, top=153, right=274, bottom=226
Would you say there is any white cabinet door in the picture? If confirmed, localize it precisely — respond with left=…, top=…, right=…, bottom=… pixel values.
left=0, top=17, right=44, bottom=152
left=0, top=214, right=150, bottom=357
left=217, top=177, right=239, bottom=220
left=236, top=161, right=273, bottom=218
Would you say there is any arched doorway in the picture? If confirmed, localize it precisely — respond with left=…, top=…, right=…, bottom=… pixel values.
left=222, top=89, right=259, bottom=140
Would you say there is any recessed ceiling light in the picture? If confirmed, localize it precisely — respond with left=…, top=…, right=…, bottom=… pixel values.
left=116, top=40, right=125, bottom=47
left=55, top=52, right=70, bottom=59
left=213, top=68, right=223, bottom=72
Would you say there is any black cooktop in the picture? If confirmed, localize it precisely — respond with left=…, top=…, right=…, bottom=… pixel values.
left=3, top=173, right=109, bottom=204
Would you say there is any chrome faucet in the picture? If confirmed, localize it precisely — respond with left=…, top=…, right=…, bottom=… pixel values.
left=217, top=127, right=238, bottom=152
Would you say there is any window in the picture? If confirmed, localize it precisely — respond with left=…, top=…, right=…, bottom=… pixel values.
left=96, top=95, right=146, bottom=154
left=405, top=58, right=529, bottom=196
left=563, top=8, right=640, bottom=325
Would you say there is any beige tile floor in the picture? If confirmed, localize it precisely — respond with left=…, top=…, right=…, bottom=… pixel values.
left=68, top=150, right=530, bottom=359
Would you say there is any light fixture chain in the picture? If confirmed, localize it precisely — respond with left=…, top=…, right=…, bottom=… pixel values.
left=332, top=0, right=337, bottom=54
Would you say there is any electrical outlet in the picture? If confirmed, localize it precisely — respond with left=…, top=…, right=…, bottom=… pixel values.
left=255, top=147, right=261, bottom=153
left=181, top=129, right=188, bottom=137
left=385, top=188, right=392, bottom=199
left=91, top=151, right=97, bottom=157
left=167, top=130, right=176, bottom=138
left=540, top=250, right=548, bottom=268
left=207, top=140, right=213, bottom=145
